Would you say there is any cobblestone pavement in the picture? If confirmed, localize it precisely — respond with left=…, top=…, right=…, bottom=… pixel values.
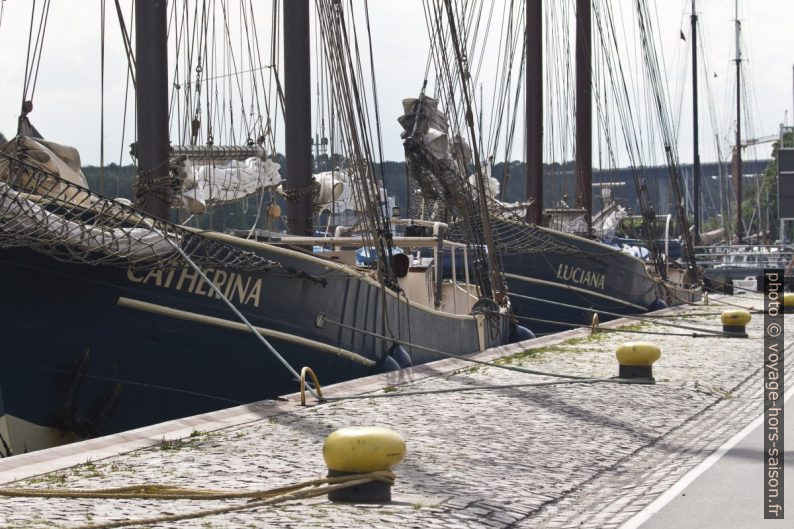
left=0, top=294, right=786, bottom=528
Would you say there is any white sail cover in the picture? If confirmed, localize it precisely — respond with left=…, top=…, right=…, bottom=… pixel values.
left=180, top=157, right=281, bottom=214
left=467, top=164, right=501, bottom=199
left=592, top=204, right=627, bottom=240
left=0, top=136, right=91, bottom=202
left=313, top=170, right=355, bottom=213
left=400, top=96, right=448, bottom=133
left=423, top=129, right=451, bottom=160
left=2, top=136, right=88, bottom=186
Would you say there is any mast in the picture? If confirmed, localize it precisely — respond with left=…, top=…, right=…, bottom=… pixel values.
left=525, top=0, right=543, bottom=225
left=283, top=0, right=314, bottom=236
left=441, top=0, right=507, bottom=305
left=479, top=84, right=484, bottom=161
left=733, top=0, right=744, bottom=242
left=134, top=0, right=171, bottom=221
left=575, top=0, right=592, bottom=233
left=691, top=0, right=701, bottom=244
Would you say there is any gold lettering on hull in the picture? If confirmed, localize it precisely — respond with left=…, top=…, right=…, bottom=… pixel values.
left=126, top=268, right=263, bottom=307
left=555, top=263, right=606, bottom=291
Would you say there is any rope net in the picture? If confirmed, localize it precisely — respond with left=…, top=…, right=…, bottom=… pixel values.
left=0, top=143, right=290, bottom=274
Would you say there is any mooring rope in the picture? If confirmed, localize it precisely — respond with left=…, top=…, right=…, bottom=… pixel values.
left=507, top=292, right=740, bottom=338
left=498, top=311, right=718, bottom=338
left=322, top=376, right=654, bottom=402
left=0, top=471, right=394, bottom=529
left=318, top=313, right=591, bottom=380
left=697, top=293, right=763, bottom=312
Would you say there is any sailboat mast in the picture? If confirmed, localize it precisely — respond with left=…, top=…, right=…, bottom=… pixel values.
left=134, top=0, right=171, bottom=221
left=691, top=0, right=701, bottom=244
left=526, top=0, right=543, bottom=225
left=733, top=0, right=744, bottom=242
left=575, top=0, right=592, bottom=233
left=283, top=0, right=314, bottom=236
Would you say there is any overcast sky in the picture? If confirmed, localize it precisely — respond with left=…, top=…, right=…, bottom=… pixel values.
left=0, top=0, right=791, bottom=169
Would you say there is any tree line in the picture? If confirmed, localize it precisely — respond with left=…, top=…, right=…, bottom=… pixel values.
left=4, top=127, right=780, bottom=241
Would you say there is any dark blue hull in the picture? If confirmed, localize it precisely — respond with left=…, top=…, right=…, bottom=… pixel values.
left=501, top=227, right=666, bottom=335
left=0, top=237, right=509, bottom=454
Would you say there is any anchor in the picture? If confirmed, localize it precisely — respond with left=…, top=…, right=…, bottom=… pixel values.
left=58, top=348, right=122, bottom=438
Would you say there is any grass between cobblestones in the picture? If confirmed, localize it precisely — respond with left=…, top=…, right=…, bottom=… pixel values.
left=500, top=322, right=651, bottom=365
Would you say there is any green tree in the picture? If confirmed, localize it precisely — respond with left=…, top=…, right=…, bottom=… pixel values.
left=740, top=130, right=793, bottom=242
left=0, top=132, right=6, bottom=144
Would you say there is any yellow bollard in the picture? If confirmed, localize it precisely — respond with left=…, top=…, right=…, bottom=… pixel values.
left=721, top=309, right=752, bottom=337
left=783, top=292, right=794, bottom=309
left=323, top=426, right=405, bottom=502
left=615, top=342, right=661, bottom=381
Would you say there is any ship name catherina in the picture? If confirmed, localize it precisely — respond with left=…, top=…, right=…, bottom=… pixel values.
left=127, top=268, right=263, bottom=307
left=555, top=263, right=606, bottom=290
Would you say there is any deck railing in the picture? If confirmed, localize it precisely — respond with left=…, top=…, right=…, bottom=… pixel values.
left=694, top=244, right=794, bottom=270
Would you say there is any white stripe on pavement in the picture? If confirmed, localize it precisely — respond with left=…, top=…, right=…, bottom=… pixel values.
left=619, top=385, right=794, bottom=529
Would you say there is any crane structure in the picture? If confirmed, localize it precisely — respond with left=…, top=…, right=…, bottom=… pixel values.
left=738, top=134, right=778, bottom=150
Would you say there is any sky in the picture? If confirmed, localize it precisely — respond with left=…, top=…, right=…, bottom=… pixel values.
left=0, top=0, right=791, bottom=168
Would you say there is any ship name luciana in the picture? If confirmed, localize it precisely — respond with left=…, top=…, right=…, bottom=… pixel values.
left=555, top=263, right=606, bottom=290
left=127, top=267, right=263, bottom=307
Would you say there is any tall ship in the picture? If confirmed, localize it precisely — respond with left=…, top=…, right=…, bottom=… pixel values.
left=0, top=1, right=513, bottom=455
left=397, top=0, right=700, bottom=334
left=692, top=1, right=794, bottom=293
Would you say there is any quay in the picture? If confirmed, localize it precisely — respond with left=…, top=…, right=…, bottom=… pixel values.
left=0, top=293, right=789, bottom=528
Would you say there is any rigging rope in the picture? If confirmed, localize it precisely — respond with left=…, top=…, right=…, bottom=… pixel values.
left=20, top=0, right=52, bottom=109
left=633, top=0, right=699, bottom=282
left=100, top=0, right=106, bottom=195
left=113, top=0, right=136, bottom=88
left=165, top=238, right=322, bottom=401
left=315, top=0, right=397, bottom=289
left=18, top=0, right=50, bottom=121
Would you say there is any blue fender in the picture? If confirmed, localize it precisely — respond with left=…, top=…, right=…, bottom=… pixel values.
left=377, top=355, right=401, bottom=373
left=388, top=344, right=413, bottom=368
left=509, top=324, right=535, bottom=343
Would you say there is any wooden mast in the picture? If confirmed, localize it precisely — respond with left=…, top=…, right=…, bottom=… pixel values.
left=691, top=0, right=701, bottom=244
left=283, top=0, right=314, bottom=236
left=574, top=0, right=592, bottom=233
left=134, top=0, right=171, bottom=221
left=525, top=0, right=543, bottom=225
left=733, top=0, right=744, bottom=242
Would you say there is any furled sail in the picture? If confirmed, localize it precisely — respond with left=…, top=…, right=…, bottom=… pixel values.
left=313, top=170, right=355, bottom=214
left=0, top=136, right=91, bottom=202
left=399, top=95, right=587, bottom=257
left=178, top=157, right=282, bottom=214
